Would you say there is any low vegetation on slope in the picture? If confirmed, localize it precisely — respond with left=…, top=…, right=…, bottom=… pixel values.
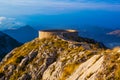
left=0, top=36, right=120, bottom=80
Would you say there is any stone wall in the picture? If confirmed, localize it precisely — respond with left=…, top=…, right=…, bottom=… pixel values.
left=39, top=29, right=78, bottom=39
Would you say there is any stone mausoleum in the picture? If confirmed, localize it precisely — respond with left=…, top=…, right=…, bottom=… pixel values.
left=39, top=29, right=78, bottom=39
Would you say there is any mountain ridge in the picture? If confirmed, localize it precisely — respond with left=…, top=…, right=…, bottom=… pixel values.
left=3, top=25, right=38, bottom=43
left=107, top=30, right=120, bottom=37
left=0, top=31, right=21, bottom=61
left=1, top=34, right=120, bottom=80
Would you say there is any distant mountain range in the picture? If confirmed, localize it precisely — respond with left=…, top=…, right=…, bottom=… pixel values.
left=107, top=30, right=120, bottom=37
left=2, top=25, right=120, bottom=48
left=77, top=26, right=120, bottom=48
left=0, top=31, right=21, bottom=61
left=3, top=25, right=38, bottom=43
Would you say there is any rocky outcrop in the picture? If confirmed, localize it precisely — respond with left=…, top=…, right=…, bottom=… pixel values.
left=17, top=56, right=29, bottom=71
left=42, top=55, right=104, bottom=80
left=28, top=50, right=38, bottom=60
left=0, top=37, right=120, bottom=80
left=42, top=62, right=63, bottom=80
left=18, top=73, right=31, bottom=80
left=67, top=55, right=104, bottom=80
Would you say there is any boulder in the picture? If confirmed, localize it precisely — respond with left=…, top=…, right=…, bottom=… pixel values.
left=28, top=50, right=38, bottom=60
left=17, top=56, right=29, bottom=71
left=18, top=73, right=31, bottom=80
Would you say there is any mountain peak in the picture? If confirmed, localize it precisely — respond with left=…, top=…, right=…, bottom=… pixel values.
left=0, top=30, right=120, bottom=80
left=0, top=31, right=108, bottom=79
left=3, top=25, right=38, bottom=43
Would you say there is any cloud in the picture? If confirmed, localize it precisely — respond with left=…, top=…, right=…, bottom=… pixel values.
left=0, top=0, right=120, bottom=15
left=0, top=17, right=6, bottom=24
left=0, top=16, right=25, bottom=30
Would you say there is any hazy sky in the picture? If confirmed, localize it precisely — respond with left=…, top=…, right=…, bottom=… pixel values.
left=0, top=0, right=120, bottom=15
left=0, top=0, right=120, bottom=29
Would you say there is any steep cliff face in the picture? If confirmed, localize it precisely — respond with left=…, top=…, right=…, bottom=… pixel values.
left=0, top=36, right=120, bottom=80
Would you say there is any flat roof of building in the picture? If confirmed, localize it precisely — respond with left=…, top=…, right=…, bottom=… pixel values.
left=39, top=29, right=78, bottom=33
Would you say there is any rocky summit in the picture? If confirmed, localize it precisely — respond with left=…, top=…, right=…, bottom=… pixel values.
left=0, top=36, right=120, bottom=80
